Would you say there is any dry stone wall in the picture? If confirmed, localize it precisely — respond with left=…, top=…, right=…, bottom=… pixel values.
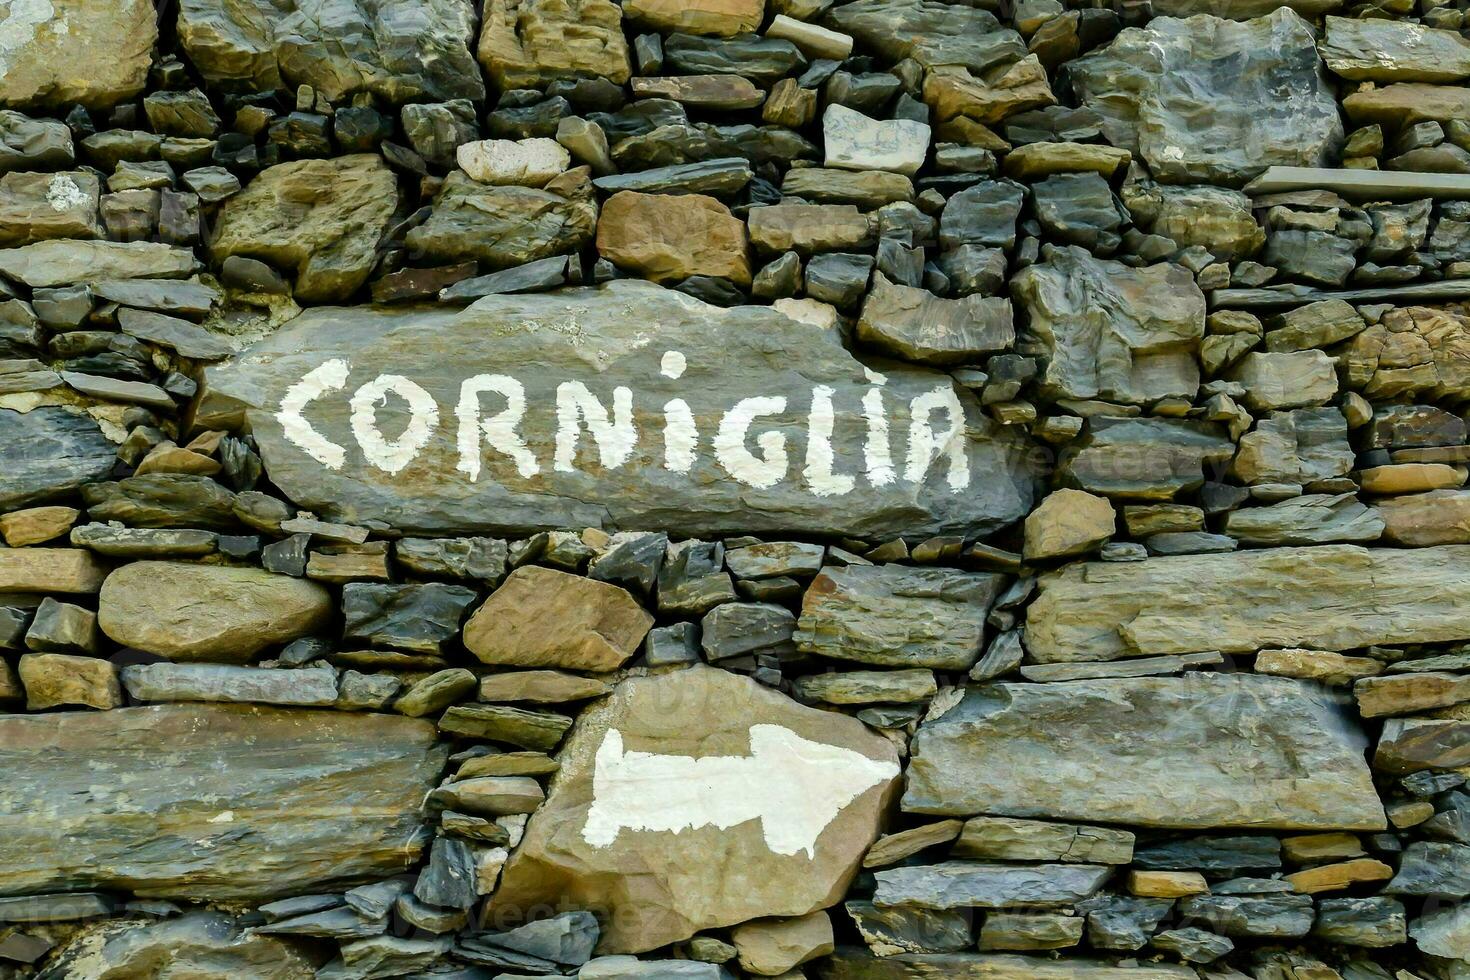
left=1, top=0, right=1470, bottom=977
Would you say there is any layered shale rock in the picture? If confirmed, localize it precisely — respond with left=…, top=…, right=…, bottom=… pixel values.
left=490, top=667, right=900, bottom=953
left=0, top=0, right=155, bottom=110
left=1026, top=545, right=1470, bottom=662
left=0, top=705, right=445, bottom=900
left=1069, top=10, right=1342, bottom=185
left=903, top=675, right=1384, bottom=830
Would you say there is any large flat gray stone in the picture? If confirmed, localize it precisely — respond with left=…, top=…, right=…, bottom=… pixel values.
left=0, top=705, right=446, bottom=901
left=201, top=281, right=1036, bottom=538
left=1026, top=544, right=1470, bottom=662
left=902, top=675, right=1385, bottom=832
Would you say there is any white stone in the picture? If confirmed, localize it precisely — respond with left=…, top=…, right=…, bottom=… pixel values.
left=766, top=14, right=853, bottom=60
left=456, top=138, right=571, bottom=187
left=822, top=104, right=930, bottom=178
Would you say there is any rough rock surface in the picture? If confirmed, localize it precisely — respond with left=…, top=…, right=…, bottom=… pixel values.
left=98, top=561, right=334, bottom=662
left=1027, top=545, right=1470, bottom=662
left=178, top=0, right=484, bottom=103
left=202, top=281, right=1036, bottom=538
left=0, top=705, right=445, bottom=899
left=0, top=0, right=155, bottom=110
left=0, top=408, right=115, bottom=511
left=209, top=155, right=398, bottom=303
left=904, top=675, right=1384, bottom=831
left=36, top=912, right=316, bottom=979
left=490, top=667, right=899, bottom=953
left=1069, top=10, right=1342, bottom=185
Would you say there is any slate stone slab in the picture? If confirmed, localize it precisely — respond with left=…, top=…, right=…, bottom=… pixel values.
left=0, top=407, right=116, bottom=511
left=202, top=280, right=1036, bottom=538
left=1027, top=544, right=1470, bottom=662
left=0, top=704, right=445, bottom=901
left=902, top=675, right=1385, bottom=831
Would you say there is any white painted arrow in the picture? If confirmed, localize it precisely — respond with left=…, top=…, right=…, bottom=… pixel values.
left=582, top=724, right=899, bottom=858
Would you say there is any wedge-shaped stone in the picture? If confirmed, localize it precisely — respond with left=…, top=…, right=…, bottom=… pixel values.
left=822, top=950, right=1198, bottom=979
left=1321, top=17, right=1470, bottom=83
left=1027, top=545, right=1470, bottom=662
left=1070, top=9, right=1341, bottom=186
left=0, top=705, right=445, bottom=900
left=202, top=280, right=1036, bottom=538
left=99, top=561, right=333, bottom=662
left=490, top=667, right=900, bottom=953
left=903, top=675, right=1385, bottom=831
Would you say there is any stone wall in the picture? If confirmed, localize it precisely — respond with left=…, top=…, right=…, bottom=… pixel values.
left=1, top=0, right=1469, bottom=977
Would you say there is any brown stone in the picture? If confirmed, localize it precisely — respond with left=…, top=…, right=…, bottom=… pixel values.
left=1254, top=648, right=1383, bottom=686
left=1343, top=83, right=1470, bottom=128
left=923, top=57, right=1055, bottom=125
left=862, top=820, right=964, bottom=869
left=1360, top=463, right=1466, bottom=495
left=747, top=204, right=873, bottom=255
left=630, top=75, right=765, bottom=110
left=489, top=667, right=899, bottom=953
left=1355, top=671, right=1470, bottom=718
left=1378, top=489, right=1470, bottom=546
left=1284, top=858, right=1393, bottom=894
left=730, top=911, right=834, bottom=976
left=97, top=561, right=334, bottom=662
left=1023, top=489, right=1115, bottom=560
left=17, top=653, right=121, bottom=711
left=0, top=548, right=108, bottom=593
left=0, top=505, right=79, bottom=547
left=463, top=566, right=653, bottom=671
left=0, top=0, right=155, bottom=110
left=596, top=191, right=751, bottom=287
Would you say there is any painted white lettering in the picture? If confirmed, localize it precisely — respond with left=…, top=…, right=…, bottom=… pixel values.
left=804, top=385, right=854, bottom=497
left=456, top=374, right=540, bottom=480
left=277, top=359, right=350, bottom=470
left=349, top=374, right=440, bottom=475
left=554, top=382, right=637, bottom=473
left=662, top=399, right=697, bottom=474
left=715, top=395, right=789, bottom=489
left=583, top=725, right=898, bottom=858
left=862, top=368, right=894, bottom=487
left=905, top=384, right=970, bottom=491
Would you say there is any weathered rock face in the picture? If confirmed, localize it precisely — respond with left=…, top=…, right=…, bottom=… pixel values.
left=489, top=667, right=900, bottom=953
left=0, top=0, right=155, bottom=110
left=463, top=566, right=653, bottom=670
left=596, top=191, right=751, bottom=286
left=0, top=408, right=115, bottom=511
left=1026, top=545, right=1470, bottom=662
left=477, top=0, right=632, bottom=90
left=904, top=675, right=1385, bottom=831
left=405, top=169, right=597, bottom=271
left=0, top=705, right=446, bottom=900
left=1069, top=10, right=1342, bottom=185
left=36, top=913, right=316, bottom=980
left=98, top=561, right=334, bottom=662
left=209, top=155, right=398, bottom=303
left=0, top=171, right=101, bottom=247
left=177, top=0, right=485, bottom=103
left=201, top=281, right=1036, bottom=538
left=1012, top=247, right=1204, bottom=404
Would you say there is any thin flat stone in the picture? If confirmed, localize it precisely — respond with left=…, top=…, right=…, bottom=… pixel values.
left=117, top=307, right=233, bottom=360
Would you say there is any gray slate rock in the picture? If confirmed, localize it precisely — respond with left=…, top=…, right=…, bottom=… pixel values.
left=0, top=705, right=445, bottom=900
left=35, top=912, right=315, bottom=980
left=0, top=407, right=115, bottom=511
left=794, top=564, right=1004, bottom=670
left=1070, top=9, right=1342, bottom=186
left=903, top=675, right=1385, bottom=831
left=1177, top=893, right=1314, bottom=939
left=202, top=281, right=1035, bottom=538
left=341, top=583, right=478, bottom=654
